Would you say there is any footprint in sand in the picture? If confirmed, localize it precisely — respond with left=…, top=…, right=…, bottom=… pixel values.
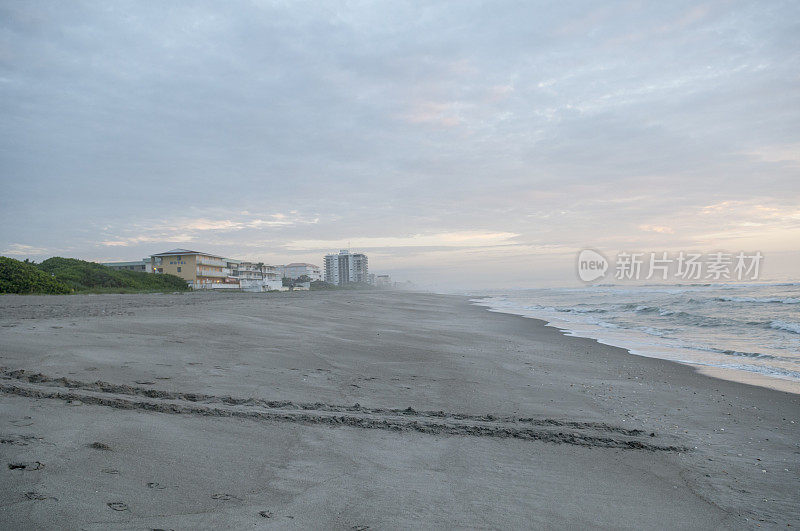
left=24, top=491, right=56, bottom=501
left=107, top=502, right=129, bottom=511
left=210, top=493, right=239, bottom=501
left=8, top=461, right=44, bottom=471
left=0, top=435, right=41, bottom=446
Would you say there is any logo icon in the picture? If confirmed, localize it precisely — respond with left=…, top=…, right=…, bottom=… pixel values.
left=577, top=249, right=608, bottom=282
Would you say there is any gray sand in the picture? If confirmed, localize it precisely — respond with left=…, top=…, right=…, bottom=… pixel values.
left=0, top=291, right=798, bottom=528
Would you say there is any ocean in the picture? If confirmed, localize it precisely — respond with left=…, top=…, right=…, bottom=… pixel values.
left=472, top=282, right=800, bottom=389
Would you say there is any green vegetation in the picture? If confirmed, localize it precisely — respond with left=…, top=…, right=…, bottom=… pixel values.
left=0, top=256, right=190, bottom=294
left=0, top=257, right=71, bottom=294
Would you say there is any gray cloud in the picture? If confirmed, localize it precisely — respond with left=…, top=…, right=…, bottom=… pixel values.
left=1, top=0, right=798, bottom=287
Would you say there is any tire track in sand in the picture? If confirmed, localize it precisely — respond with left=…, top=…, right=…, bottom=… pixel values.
left=0, top=369, right=687, bottom=452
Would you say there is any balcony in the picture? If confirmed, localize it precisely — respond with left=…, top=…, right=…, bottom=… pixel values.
left=197, top=257, right=226, bottom=267
left=196, top=268, right=227, bottom=278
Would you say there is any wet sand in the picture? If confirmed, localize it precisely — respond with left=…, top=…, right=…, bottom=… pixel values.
left=0, top=291, right=798, bottom=528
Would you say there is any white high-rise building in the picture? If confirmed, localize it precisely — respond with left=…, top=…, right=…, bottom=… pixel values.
left=324, top=250, right=369, bottom=285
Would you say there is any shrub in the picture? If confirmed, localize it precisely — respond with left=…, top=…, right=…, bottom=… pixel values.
left=0, top=257, right=71, bottom=294
left=37, top=257, right=189, bottom=292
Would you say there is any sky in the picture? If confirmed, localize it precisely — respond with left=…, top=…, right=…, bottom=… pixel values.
left=1, top=0, right=799, bottom=289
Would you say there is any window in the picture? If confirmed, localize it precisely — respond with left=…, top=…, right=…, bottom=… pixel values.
left=177, top=267, right=182, bottom=273
left=176, top=256, right=182, bottom=260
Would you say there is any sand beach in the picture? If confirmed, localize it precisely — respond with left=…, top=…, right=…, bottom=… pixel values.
left=0, top=291, right=797, bottom=528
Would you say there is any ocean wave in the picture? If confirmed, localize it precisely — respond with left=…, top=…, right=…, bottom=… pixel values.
left=562, top=286, right=710, bottom=295
left=688, top=361, right=800, bottom=381
left=770, top=320, right=800, bottom=335
left=626, top=305, right=731, bottom=327
left=628, top=305, right=797, bottom=331
left=621, top=304, right=658, bottom=313
left=715, top=296, right=800, bottom=304
left=470, top=290, right=800, bottom=387
left=636, top=326, right=674, bottom=337
left=623, top=304, right=681, bottom=316
left=554, top=306, right=607, bottom=314
left=689, top=344, right=789, bottom=361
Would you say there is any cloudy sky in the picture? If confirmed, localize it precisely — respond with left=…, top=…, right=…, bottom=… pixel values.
left=1, top=1, right=798, bottom=288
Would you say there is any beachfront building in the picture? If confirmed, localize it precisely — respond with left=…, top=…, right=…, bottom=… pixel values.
left=224, top=259, right=240, bottom=285
left=150, top=250, right=286, bottom=290
left=324, top=250, right=369, bottom=285
left=262, top=264, right=280, bottom=283
left=279, top=262, right=322, bottom=281
left=234, top=262, right=283, bottom=292
left=102, top=259, right=152, bottom=273
left=235, top=262, right=262, bottom=283
left=150, top=249, right=233, bottom=289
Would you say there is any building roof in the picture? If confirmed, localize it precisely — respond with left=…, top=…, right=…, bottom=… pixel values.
left=102, top=260, right=149, bottom=266
left=150, top=249, right=226, bottom=259
left=325, top=250, right=366, bottom=257
left=285, top=262, right=320, bottom=268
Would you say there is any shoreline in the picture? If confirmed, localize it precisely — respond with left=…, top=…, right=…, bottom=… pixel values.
left=464, top=295, right=800, bottom=403
left=470, top=296, right=800, bottom=396
left=1, top=291, right=798, bottom=527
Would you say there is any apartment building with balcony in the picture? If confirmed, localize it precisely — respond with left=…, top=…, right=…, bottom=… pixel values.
left=232, top=261, right=284, bottom=291
left=150, top=249, right=231, bottom=288
left=262, top=264, right=280, bottom=282
left=324, top=250, right=369, bottom=285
